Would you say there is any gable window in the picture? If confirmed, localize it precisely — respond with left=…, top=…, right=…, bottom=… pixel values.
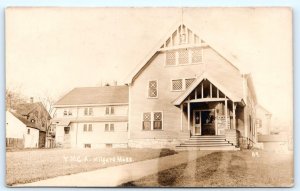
left=172, top=79, right=183, bottom=91
left=142, top=112, right=163, bottom=131
left=178, top=49, right=189, bottom=65
left=165, top=48, right=203, bottom=66
left=142, top=112, right=151, bottom=131
left=105, top=123, right=114, bottom=132
left=191, top=48, right=202, bottom=63
left=148, top=80, right=158, bottom=98
left=84, top=108, right=93, bottom=116
left=166, top=51, right=176, bottom=66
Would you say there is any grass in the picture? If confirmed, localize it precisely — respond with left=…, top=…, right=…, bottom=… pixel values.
left=121, top=150, right=293, bottom=187
left=6, top=148, right=177, bottom=186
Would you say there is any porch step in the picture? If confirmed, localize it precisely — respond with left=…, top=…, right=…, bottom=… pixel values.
left=176, top=146, right=239, bottom=151
left=176, top=135, right=237, bottom=151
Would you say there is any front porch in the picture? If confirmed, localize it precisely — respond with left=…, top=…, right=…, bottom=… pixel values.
left=174, top=76, right=244, bottom=149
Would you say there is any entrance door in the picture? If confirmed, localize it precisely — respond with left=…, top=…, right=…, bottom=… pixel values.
left=201, top=110, right=215, bottom=135
left=194, top=111, right=201, bottom=135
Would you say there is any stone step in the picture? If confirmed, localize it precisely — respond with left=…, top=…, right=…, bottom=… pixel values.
left=185, top=139, right=229, bottom=143
left=175, top=146, right=239, bottom=151
left=182, top=142, right=232, bottom=145
left=180, top=143, right=233, bottom=147
left=189, top=137, right=227, bottom=140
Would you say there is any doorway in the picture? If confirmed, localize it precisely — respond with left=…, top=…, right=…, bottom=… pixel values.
left=193, top=109, right=216, bottom=135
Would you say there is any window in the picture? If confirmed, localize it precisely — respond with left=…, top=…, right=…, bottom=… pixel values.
left=63, top=110, right=68, bottom=116
left=153, top=112, right=163, bottom=130
left=143, top=112, right=163, bottom=131
left=88, top=124, right=93, bottom=132
left=105, top=123, right=114, bottom=132
left=83, top=124, right=92, bottom=132
left=172, top=79, right=183, bottom=91
left=105, top=106, right=115, bottom=115
left=68, top=110, right=72, bottom=116
left=148, top=80, right=158, bottom=98
left=171, top=78, right=195, bottom=91
left=185, top=78, right=195, bottom=89
left=27, top=129, right=30, bottom=134
left=191, top=48, right=202, bottom=63
left=111, top=107, right=114, bottom=115
left=165, top=48, right=203, bottom=66
left=89, top=108, right=93, bottom=115
left=110, top=124, right=114, bottom=132
left=178, top=49, right=189, bottom=65
left=166, top=51, right=176, bottom=66
left=143, top=112, right=151, bottom=131
left=84, top=144, right=91, bottom=148
left=84, top=108, right=93, bottom=116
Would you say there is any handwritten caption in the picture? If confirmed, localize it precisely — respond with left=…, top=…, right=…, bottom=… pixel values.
left=63, top=155, right=134, bottom=164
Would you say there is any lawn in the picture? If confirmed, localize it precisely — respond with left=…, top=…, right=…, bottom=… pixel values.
left=121, top=150, right=293, bottom=187
left=6, top=148, right=177, bottom=186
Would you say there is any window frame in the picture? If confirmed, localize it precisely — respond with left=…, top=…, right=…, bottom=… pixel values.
left=142, top=111, right=163, bottom=131
left=171, top=78, right=196, bottom=91
left=84, top=108, right=93, bottom=116
left=105, top=123, right=115, bottom=132
left=147, top=80, right=158, bottom=99
left=164, top=48, right=203, bottom=67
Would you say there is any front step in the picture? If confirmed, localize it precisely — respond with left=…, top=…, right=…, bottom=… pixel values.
left=176, top=135, right=238, bottom=151
left=176, top=146, right=240, bottom=151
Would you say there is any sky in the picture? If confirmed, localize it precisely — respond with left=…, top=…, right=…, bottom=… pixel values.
left=5, top=7, right=292, bottom=129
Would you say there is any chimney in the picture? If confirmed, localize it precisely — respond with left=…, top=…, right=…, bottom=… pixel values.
left=30, top=97, right=34, bottom=103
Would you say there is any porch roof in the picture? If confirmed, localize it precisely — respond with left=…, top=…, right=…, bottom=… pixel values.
left=172, top=72, right=244, bottom=105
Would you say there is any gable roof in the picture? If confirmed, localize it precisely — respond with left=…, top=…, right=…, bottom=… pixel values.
left=125, top=20, right=247, bottom=84
left=173, top=72, right=244, bottom=105
left=54, top=85, right=129, bottom=106
left=15, top=102, right=50, bottom=118
left=8, top=110, right=40, bottom=130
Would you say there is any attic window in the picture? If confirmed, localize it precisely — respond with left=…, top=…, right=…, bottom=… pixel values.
left=166, top=51, right=176, bottom=66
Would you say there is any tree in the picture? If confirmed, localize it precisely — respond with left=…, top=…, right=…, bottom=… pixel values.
left=6, top=88, right=27, bottom=110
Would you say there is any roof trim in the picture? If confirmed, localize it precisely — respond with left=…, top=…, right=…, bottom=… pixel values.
left=172, top=72, right=243, bottom=105
left=124, top=20, right=243, bottom=84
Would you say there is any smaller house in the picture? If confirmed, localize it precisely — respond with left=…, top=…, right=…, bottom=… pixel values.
left=6, top=99, right=51, bottom=149
left=256, top=104, right=272, bottom=135
left=52, top=86, right=129, bottom=149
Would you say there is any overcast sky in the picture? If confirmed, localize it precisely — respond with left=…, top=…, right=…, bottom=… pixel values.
left=5, top=7, right=292, bottom=128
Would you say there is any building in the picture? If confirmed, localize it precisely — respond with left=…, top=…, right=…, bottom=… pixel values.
left=125, top=23, right=257, bottom=149
left=52, top=86, right=128, bottom=148
left=6, top=100, right=50, bottom=149
left=256, top=104, right=272, bottom=135
left=52, top=22, right=259, bottom=150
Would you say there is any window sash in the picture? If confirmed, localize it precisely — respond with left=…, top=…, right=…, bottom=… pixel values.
left=110, top=107, right=114, bottom=115
left=148, top=80, right=158, bottom=98
left=84, top=108, right=88, bottom=115
left=105, top=107, right=109, bottom=115
left=105, top=124, right=109, bottom=131
left=88, top=124, right=92, bottom=131
left=88, top=108, right=93, bottom=115
left=110, top=124, right=114, bottom=131
left=143, top=112, right=163, bottom=130
left=172, top=79, right=183, bottom=91
left=83, top=124, right=87, bottom=132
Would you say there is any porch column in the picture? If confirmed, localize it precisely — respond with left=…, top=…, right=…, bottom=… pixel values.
left=225, top=99, right=228, bottom=129
left=187, top=101, right=191, bottom=131
left=233, top=102, right=236, bottom=129
left=180, top=104, right=183, bottom=131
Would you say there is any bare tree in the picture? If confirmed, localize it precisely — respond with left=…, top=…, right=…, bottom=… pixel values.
left=6, top=87, right=27, bottom=110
